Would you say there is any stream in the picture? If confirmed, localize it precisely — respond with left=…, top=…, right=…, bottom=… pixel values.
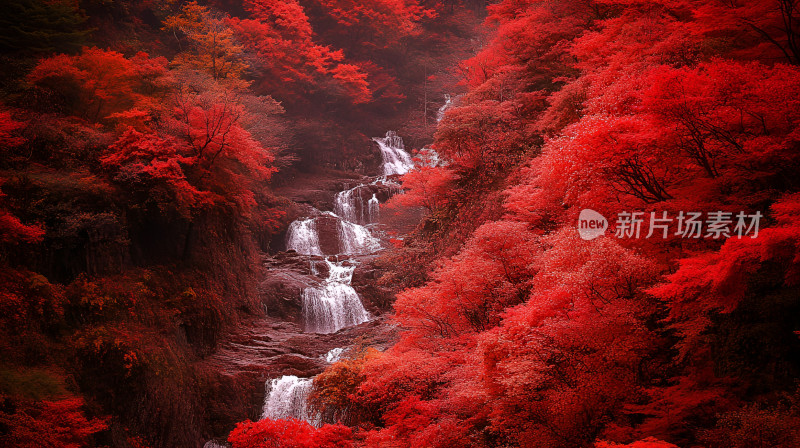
left=260, top=131, right=413, bottom=425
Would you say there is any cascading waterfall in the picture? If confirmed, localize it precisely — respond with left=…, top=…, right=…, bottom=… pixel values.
left=262, top=375, right=319, bottom=425
left=303, top=259, right=370, bottom=334
left=335, top=182, right=387, bottom=226
left=334, top=188, right=361, bottom=224
left=368, top=194, right=379, bottom=223
left=339, top=220, right=381, bottom=255
left=373, top=131, right=414, bottom=176
left=335, top=185, right=380, bottom=225
left=286, top=218, right=322, bottom=255
left=263, top=131, right=413, bottom=429
left=437, top=93, right=452, bottom=122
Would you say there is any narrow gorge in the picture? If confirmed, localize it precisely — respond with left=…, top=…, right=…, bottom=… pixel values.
left=204, top=131, right=417, bottom=445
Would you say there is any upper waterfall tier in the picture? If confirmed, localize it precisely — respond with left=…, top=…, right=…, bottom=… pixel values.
left=334, top=180, right=401, bottom=225
left=285, top=213, right=380, bottom=256
left=373, top=131, right=414, bottom=176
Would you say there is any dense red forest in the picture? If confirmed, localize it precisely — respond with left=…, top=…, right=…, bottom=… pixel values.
left=1, top=0, right=799, bottom=447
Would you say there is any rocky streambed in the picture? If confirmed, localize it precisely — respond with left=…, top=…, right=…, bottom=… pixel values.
left=201, top=132, right=414, bottom=445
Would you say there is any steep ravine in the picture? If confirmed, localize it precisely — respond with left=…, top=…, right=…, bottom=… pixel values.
left=202, top=132, right=416, bottom=446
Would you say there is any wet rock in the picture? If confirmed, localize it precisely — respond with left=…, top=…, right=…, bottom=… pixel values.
left=313, top=213, right=341, bottom=255
left=206, top=316, right=398, bottom=384
left=272, top=170, right=366, bottom=211
left=260, top=253, right=319, bottom=325
left=351, top=258, right=394, bottom=312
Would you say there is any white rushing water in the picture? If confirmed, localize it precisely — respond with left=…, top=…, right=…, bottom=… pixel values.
left=339, top=220, right=380, bottom=255
left=286, top=218, right=323, bottom=255
left=437, top=93, right=452, bottom=122
left=303, top=259, right=370, bottom=334
left=265, top=132, right=412, bottom=428
left=373, top=131, right=414, bottom=176
left=335, top=185, right=379, bottom=225
left=368, top=194, right=379, bottom=223
left=324, top=347, right=344, bottom=363
left=335, top=184, right=383, bottom=226
left=262, top=375, right=319, bottom=425
left=203, top=441, right=228, bottom=448
left=334, top=188, right=361, bottom=224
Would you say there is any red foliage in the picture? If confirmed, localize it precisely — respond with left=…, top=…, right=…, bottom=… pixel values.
left=392, top=165, right=457, bottom=213
left=229, top=0, right=371, bottom=104
left=101, top=128, right=208, bottom=217
left=475, top=231, right=658, bottom=446
left=0, top=173, right=43, bottom=244
left=393, top=220, right=538, bottom=337
left=228, top=418, right=353, bottom=448
left=27, top=48, right=169, bottom=124
left=650, top=193, right=800, bottom=357
left=0, top=397, right=108, bottom=448
left=595, top=438, right=679, bottom=448
left=308, top=0, right=433, bottom=50
left=170, top=85, right=277, bottom=198
left=0, top=208, right=45, bottom=244
left=0, top=110, right=26, bottom=148
left=336, top=0, right=800, bottom=447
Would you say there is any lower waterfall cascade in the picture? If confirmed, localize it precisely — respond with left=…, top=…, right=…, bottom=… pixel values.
left=262, top=376, right=319, bottom=425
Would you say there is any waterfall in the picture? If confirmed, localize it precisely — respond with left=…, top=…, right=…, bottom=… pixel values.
left=303, top=259, right=370, bottom=334
left=437, top=93, right=452, bottom=122
left=334, top=189, right=357, bottom=223
left=262, top=375, right=319, bottom=425
left=339, top=220, right=381, bottom=255
left=203, top=441, right=229, bottom=448
left=286, top=218, right=322, bottom=255
left=334, top=187, right=364, bottom=224
left=368, top=194, right=379, bottom=223
left=373, top=131, right=414, bottom=176
left=335, top=185, right=383, bottom=225
left=325, top=347, right=344, bottom=363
